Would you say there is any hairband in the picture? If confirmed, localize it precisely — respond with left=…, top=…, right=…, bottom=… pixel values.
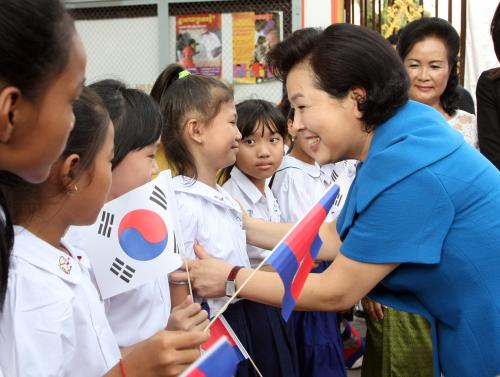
left=178, top=70, right=191, bottom=79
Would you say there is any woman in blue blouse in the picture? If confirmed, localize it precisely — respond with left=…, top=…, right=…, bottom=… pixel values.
left=172, top=24, right=500, bottom=377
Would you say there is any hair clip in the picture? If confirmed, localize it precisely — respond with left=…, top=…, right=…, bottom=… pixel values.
left=178, top=70, right=191, bottom=79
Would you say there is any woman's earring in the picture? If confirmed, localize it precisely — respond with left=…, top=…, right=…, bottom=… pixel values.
left=67, top=184, right=78, bottom=195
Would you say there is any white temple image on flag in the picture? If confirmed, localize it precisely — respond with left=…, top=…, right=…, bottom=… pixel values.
left=74, top=170, right=183, bottom=299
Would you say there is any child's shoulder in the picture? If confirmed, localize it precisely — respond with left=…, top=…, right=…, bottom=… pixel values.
left=173, top=175, right=241, bottom=213
left=275, top=155, right=321, bottom=178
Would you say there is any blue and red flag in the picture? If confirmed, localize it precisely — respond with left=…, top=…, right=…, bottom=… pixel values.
left=201, top=315, right=249, bottom=362
left=180, top=337, right=239, bottom=377
left=267, top=184, right=340, bottom=320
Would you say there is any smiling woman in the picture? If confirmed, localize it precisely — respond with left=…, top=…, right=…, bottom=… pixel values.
left=172, top=23, right=500, bottom=377
left=398, top=17, right=478, bottom=148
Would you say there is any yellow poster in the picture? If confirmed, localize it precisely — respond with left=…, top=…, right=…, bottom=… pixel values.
left=232, top=12, right=281, bottom=84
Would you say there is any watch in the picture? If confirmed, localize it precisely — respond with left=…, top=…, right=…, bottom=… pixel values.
left=225, top=266, right=243, bottom=297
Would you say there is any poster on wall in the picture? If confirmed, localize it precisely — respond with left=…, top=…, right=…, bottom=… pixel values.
left=176, top=13, right=222, bottom=77
left=232, top=12, right=282, bottom=84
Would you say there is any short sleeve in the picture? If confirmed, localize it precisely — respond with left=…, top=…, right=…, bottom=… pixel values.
left=271, top=170, right=312, bottom=223
left=0, top=272, right=75, bottom=376
left=341, top=168, right=454, bottom=264
left=174, top=192, right=199, bottom=260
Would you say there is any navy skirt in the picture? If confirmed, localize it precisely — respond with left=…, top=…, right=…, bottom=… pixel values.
left=223, top=299, right=300, bottom=377
left=289, top=261, right=347, bottom=377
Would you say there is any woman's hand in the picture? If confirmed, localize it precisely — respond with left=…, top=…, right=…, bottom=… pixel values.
left=169, top=242, right=232, bottom=298
left=166, top=295, right=209, bottom=332
left=361, top=297, right=386, bottom=321
left=110, top=330, right=209, bottom=377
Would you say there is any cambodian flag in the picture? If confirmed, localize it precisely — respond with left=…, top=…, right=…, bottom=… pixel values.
left=202, top=315, right=249, bottom=362
left=180, top=337, right=239, bottom=377
left=267, top=184, right=340, bottom=320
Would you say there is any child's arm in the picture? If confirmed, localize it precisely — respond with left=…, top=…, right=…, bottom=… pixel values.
left=169, top=280, right=190, bottom=308
left=244, top=215, right=340, bottom=261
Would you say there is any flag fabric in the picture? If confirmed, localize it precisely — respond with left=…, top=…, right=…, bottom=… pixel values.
left=202, top=315, right=249, bottom=362
left=180, top=337, right=240, bottom=377
left=69, top=170, right=184, bottom=299
left=266, top=184, right=340, bottom=320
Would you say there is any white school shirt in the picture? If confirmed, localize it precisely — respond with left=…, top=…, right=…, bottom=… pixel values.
left=272, top=155, right=357, bottom=223
left=0, top=227, right=120, bottom=377
left=222, top=167, right=281, bottom=268
left=174, top=176, right=251, bottom=316
left=65, top=225, right=172, bottom=348
left=320, top=159, right=358, bottom=221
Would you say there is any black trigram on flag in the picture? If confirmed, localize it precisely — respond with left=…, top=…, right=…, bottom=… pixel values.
left=149, top=185, right=167, bottom=210
left=334, top=193, right=343, bottom=207
left=109, top=257, right=136, bottom=283
left=330, top=170, right=339, bottom=182
left=98, top=211, right=114, bottom=238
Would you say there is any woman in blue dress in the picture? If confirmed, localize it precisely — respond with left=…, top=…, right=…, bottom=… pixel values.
left=173, top=24, right=500, bottom=377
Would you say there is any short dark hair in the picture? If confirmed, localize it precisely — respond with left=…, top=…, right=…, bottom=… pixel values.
left=0, top=0, right=75, bottom=100
left=90, top=79, right=162, bottom=169
left=0, top=87, right=110, bottom=225
left=397, top=17, right=460, bottom=116
left=153, top=64, right=234, bottom=178
left=267, top=24, right=409, bottom=131
left=219, top=99, right=287, bottom=183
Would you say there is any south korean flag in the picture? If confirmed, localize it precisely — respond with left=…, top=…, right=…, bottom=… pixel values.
left=75, top=170, right=183, bottom=299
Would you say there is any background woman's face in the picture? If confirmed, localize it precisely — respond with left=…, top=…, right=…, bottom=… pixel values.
left=404, top=36, right=451, bottom=108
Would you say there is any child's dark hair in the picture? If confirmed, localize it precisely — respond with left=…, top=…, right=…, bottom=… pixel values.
left=489, top=3, right=500, bottom=80
left=0, top=0, right=75, bottom=100
left=90, top=79, right=162, bottom=169
left=0, top=0, right=75, bottom=312
left=0, top=86, right=110, bottom=230
left=153, top=64, right=234, bottom=178
left=397, top=17, right=460, bottom=116
left=219, top=99, right=286, bottom=183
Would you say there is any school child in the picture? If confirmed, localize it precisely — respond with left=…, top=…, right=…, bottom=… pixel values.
left=0, top=87, right=207, bottom=377
left=65, top=79, right=208, bottom=349
left=271, top=107, right=353, bottom=377
left=220, top=99, right=300, bottom=376
left=0, top=0, right=85, bottom=313
left=157, top=64, right=261, bottom=376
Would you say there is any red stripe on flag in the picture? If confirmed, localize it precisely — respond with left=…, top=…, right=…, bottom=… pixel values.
left=202, top=317, right=237, bottom=349
left=291, top=252, right=316, bottom=301
left=186, top=369, right=206, bottom=377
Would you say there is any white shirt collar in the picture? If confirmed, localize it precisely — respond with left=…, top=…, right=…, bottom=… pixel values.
left=278, top=155, right=322, bottom=178
left=12, top=226, right=83, bottom=284
left=229, top=167, right=267, bottom=205
left=173, top=175, right=242, bottom=212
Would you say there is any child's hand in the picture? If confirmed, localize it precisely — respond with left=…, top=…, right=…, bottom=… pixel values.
left=166, top=295, right=209, bottom=332
left=118, top=330, right=209, bottom=377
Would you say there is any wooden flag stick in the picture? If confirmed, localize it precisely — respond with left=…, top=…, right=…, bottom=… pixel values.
left=247, top=356, right=264, bottom=377
left=184, top=257, right=194, bottom=298
left=203, top=255, right=272, bottom=332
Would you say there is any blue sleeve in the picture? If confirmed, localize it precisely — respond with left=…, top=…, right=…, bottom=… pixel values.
left=340, top=168, right=454, bottom=264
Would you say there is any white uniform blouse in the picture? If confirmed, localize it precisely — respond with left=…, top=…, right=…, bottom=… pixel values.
left=272, top=155, right=357, bottom=223
left=64, top=225, right=171, bottom=348
left=174, top=176, right=250, bottom=316
left=223, top=167, right=281, bottom=268
left=0, top=227, right=120, bottom=377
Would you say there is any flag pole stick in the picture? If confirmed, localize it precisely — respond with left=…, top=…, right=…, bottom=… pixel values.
left=247, top=356, right=264, bottom=377
left=203, top=255, right=272, bottom=332
left=184, top=257, right=194, bottom=298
